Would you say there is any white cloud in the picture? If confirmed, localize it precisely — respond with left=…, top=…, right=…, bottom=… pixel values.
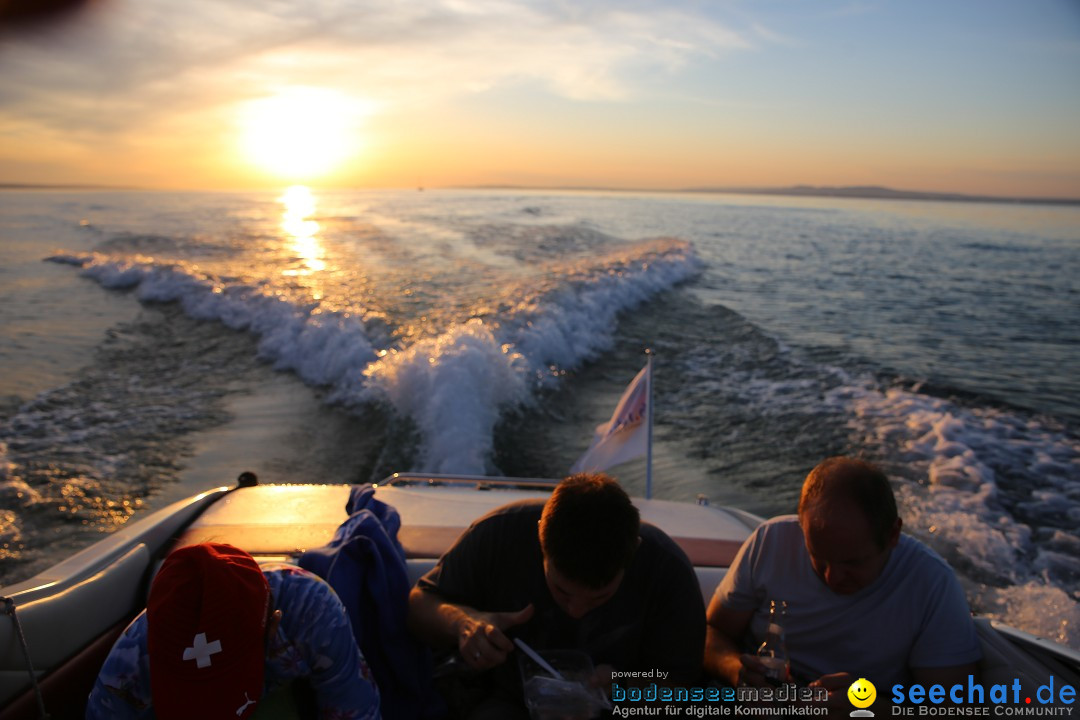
left=0, top=0, right=755, bottom=137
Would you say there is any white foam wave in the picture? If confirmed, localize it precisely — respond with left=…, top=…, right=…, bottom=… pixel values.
left=362, top=320, right=528, bottom=474
left=503, top=238, right=703, bottom=377
left=48, top=253, right=379, bottom=394
left=976, top=582, right=1080, bottom=647
left=827, top=379, right=1080, bottom=634
left=362, top=238, right=702, bottom=473
left=49, top=239, right=701, bottom=475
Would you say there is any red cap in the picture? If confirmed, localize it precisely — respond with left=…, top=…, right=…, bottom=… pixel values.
left=147, top=543, right=270, bottom=720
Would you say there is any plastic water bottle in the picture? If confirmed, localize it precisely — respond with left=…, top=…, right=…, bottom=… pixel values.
left=756, top=600, right=790, bottom=686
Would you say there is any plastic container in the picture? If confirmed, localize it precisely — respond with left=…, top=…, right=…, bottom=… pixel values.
left=518, top=648, right=611, bottom=720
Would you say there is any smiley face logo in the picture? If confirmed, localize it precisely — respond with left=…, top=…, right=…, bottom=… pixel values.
left=848, top=677, right=876, bottom=709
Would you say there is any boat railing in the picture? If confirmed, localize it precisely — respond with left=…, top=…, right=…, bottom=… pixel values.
left=381, top=472, right=561, bottom=491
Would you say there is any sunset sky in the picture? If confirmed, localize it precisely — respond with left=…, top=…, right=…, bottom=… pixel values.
left=1, top=0, right=1078, bottom=197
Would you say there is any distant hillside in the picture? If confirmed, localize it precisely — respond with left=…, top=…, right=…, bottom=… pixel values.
left=682, top=184, right=1080, bottom=206
left=0, top=182, right=138, bottom=191
left=5, top=182, right=1078, bottom=205
left=458, top=183, right=1080, bottom=205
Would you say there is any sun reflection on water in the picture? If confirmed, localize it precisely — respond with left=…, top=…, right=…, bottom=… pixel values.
left=280, top=185, right=326, bottom=275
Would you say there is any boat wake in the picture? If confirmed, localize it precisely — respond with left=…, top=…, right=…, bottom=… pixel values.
left=46, top=237, right=701, bottom=476
left=832, top=379, right=1080, bottom=645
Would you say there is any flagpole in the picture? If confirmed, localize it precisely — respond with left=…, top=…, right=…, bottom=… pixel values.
left=645, top=349, right=654, bottom=500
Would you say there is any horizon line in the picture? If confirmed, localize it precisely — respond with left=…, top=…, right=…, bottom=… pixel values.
left=3, top=182, right=1079, bottom=207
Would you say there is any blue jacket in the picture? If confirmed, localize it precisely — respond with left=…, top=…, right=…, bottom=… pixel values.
left=299, top=485, right=442, bottom=720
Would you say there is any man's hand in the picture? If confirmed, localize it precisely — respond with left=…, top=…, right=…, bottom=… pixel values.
left=808, top=672, right=855, bottom=710
left=735, top=654, right=774, bottom=688
left=458, top=604, right=535, bottom=670
left=590, top=663, right=615, bottom=690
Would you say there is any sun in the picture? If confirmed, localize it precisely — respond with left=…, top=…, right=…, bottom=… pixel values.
left=239, top=87, right=365, bottom=181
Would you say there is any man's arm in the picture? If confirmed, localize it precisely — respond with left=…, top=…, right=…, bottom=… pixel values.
left=636, top=540, right=708, bottom=685
left=407, top=586, right=533, bottom=671
left=704, top=595, right=771, bottom=687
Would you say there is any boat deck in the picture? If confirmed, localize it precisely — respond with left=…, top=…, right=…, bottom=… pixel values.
left=174, top=478, right=760, bottom=597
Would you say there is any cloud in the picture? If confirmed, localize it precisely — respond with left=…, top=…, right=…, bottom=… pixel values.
left=0, top=0, right=755, bottom=138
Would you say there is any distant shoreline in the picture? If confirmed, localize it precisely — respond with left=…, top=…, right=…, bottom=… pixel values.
left=695, top=184, right=1080, bottom=207
left=3, top=182, right=1078, bottom=207
left=459, top=184, right=1080, bottom=207
left=0, top=183, right=139, bottom=191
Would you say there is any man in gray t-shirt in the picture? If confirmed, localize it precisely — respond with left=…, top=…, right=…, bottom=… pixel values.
left=706, top=457, right=981, bottom=710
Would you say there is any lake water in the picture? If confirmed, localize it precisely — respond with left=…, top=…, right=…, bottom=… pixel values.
left=1, top=187, right=1077, bottom=645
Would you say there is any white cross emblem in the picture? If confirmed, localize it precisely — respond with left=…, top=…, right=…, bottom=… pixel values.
left=182, top=632, right=223, bottom=668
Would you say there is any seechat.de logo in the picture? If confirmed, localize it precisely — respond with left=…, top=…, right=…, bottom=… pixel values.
left=891, top=674, right=1077, bottom=715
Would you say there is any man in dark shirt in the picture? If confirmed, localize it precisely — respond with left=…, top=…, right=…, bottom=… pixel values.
left=407, top=473, right=705, bottom=719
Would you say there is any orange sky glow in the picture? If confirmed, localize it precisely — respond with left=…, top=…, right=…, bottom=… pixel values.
left=1, top=1, right=1078, bottom=198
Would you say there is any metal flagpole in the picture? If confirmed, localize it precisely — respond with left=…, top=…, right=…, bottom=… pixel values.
left=645, top=348, right=654, bottom=500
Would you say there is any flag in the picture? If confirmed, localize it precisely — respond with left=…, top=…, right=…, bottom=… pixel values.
left=569, top=363, right=651, bottom=474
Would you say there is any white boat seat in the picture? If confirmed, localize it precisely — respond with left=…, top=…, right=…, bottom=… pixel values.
left=0, top=543, right=150, bottom=713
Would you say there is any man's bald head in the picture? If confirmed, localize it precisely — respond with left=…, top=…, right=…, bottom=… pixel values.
left=798, top=457, right=899, bottom=550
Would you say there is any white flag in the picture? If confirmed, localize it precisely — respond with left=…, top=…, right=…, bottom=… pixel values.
left=569, top=363, right=650, bottom=474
